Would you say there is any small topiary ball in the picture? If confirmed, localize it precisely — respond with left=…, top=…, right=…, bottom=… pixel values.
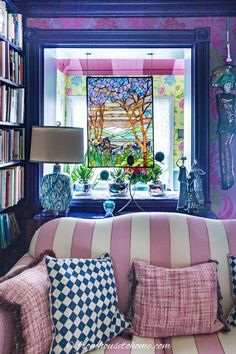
left=100, top=170, right=110, bottom=180
left=155, top=151, right=165, bottom=163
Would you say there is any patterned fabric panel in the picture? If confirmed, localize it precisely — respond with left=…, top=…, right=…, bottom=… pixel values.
left=29, top=213, right=236, bottom=315
left=163, top=328, right=236, bottom=354
left=227, top=254, right=236, bottom=326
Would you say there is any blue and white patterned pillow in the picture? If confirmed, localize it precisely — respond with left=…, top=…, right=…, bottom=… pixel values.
left=45, top=255, right=130, bottom=354
left=228, top=254, right=236, bottom=326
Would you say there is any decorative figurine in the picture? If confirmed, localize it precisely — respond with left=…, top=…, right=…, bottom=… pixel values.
left=176, top=157, right=188, bottom=211
left=191, top=160, right=206, bottom=208
left=187, top=170, right=200, bottom=213
left=176, top=158, right=206, bottom=214
left=211, top=18, right=236, bottom=190
left=211, top=64, right=236, bottom=189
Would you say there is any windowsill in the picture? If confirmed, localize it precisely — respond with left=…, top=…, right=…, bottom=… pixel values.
left=72, top=189, right=179, bottom=201
left=70, top=190, right=179, bottom=214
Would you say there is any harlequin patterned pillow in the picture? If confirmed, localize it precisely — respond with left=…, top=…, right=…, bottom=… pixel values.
left=45, top=255, right=130, bottom=354
left=227, top=254, right=236, bottom=326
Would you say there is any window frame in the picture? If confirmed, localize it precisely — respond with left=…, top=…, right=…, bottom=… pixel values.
left=25, top=28, right=210, bottom=213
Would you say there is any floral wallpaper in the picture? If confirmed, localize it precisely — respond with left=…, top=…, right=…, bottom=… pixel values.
left=57, top=69, right=65, bottom=97
left=65, top=75, right=86, bottom=97
left=28, top=16, right=236, bottom=218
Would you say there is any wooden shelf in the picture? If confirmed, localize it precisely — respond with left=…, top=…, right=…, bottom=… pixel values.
left=0, top=160, right=23, bottom=169
left=0, top=198, right=24, bottom=213
left=0, top=76, right=24, bottom=88
left=0, top=35, right=23, bottom=53
left=0, top=121, right=24, bottom=127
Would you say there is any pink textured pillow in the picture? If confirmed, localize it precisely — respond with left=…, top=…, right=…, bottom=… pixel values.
left=131, top=261, right=227, bottom=337
left=0, top=250, right=55, bottom=354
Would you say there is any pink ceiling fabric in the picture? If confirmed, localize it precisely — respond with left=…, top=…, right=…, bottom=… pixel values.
left=57, top=59, right=185, bottom=76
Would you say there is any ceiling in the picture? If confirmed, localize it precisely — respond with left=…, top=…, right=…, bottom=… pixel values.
left=45, top=47, right=189, bottom=76
left=47, top=48, right=190, bottom=60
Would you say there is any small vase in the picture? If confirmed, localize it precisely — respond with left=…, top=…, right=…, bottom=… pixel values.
left=148, top=181, right=166, bottom=197
left=74, top=182, right=92, bottom=196
left=103, top=200, right=115, bottom=217
left=108, top=182, right=129, bottom=197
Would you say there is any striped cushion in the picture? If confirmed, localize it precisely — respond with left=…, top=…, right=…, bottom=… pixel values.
left=29, top=213, right=236, bottom=318
left=163, top=329, right=236, bottom=354
left=65, top=330, right=236, bottom=354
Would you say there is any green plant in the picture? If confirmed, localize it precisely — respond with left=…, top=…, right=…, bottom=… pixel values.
left=146, top=163, right=163, bottom=183
left=110, top=168, right=127, bottom=183
left=71, top=164, right=95, bottom=184
left=124, top=167, right=149, bottom=184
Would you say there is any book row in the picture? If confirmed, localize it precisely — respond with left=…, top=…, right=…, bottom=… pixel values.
left=0, top=128, right=24, bottom=163
left=0, top=211, right=20, bottom=250
left=0, top=1, right=23, bottom=48
left=0, top=40, right=23, bottom=84
left=0, top=165, right=24, bottom=208
left=0, top=87, right=24, bottom=123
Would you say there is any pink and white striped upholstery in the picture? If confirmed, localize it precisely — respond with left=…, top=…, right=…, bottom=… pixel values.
left=1, top=212, right=236, bottom=354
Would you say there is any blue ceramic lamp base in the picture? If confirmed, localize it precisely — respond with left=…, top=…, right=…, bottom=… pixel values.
left=40, top=164, right=73, bottom=214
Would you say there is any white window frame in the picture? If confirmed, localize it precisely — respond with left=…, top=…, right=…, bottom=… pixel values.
left=154, top=96, right=174, bottom=190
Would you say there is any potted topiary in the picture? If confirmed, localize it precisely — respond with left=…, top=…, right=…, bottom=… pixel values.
left=72, top=164, right=95, bottom=196
left=146, top=163, right=166, bottom=196
left=109, top=168, right=129, bottom=197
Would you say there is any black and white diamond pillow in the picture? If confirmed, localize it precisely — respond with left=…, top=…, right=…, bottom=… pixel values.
left=227, top=254, right=236, bottom=326
left=45, top=255, right=130, bottom=354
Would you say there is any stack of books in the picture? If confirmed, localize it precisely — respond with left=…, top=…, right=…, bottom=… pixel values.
left=0, top=165, right=24, bottom=208
left=0, top=211, right=20, bottom=250
left=0, top=128, right=25, bottom=163
left=0, top=41, right=24, bottom=84
left=0, top=87, right=24, bottom=122
left=0, top=1, right=23, bottom=48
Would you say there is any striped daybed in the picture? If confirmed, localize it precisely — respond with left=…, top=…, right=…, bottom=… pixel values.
left=1, top=212, right=236, bottom=354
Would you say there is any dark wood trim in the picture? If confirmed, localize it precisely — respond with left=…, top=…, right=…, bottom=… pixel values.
left=14, top=0, right=236, bottom=17
left=25, top=29, right=197, bottom=46
left=5, top=0, right=18, bottom=13
left=24, top=27, right=210, bottom=211
left=195, top=28, right=210, bottom=206
left=24, top=38, right=42, bottom=209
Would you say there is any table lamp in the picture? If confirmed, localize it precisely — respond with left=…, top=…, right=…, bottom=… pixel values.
left=30, top=125, right=84, bottom=214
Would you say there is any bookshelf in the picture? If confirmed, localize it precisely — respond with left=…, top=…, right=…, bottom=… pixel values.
left=0, top=0, right=25, bottom=275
